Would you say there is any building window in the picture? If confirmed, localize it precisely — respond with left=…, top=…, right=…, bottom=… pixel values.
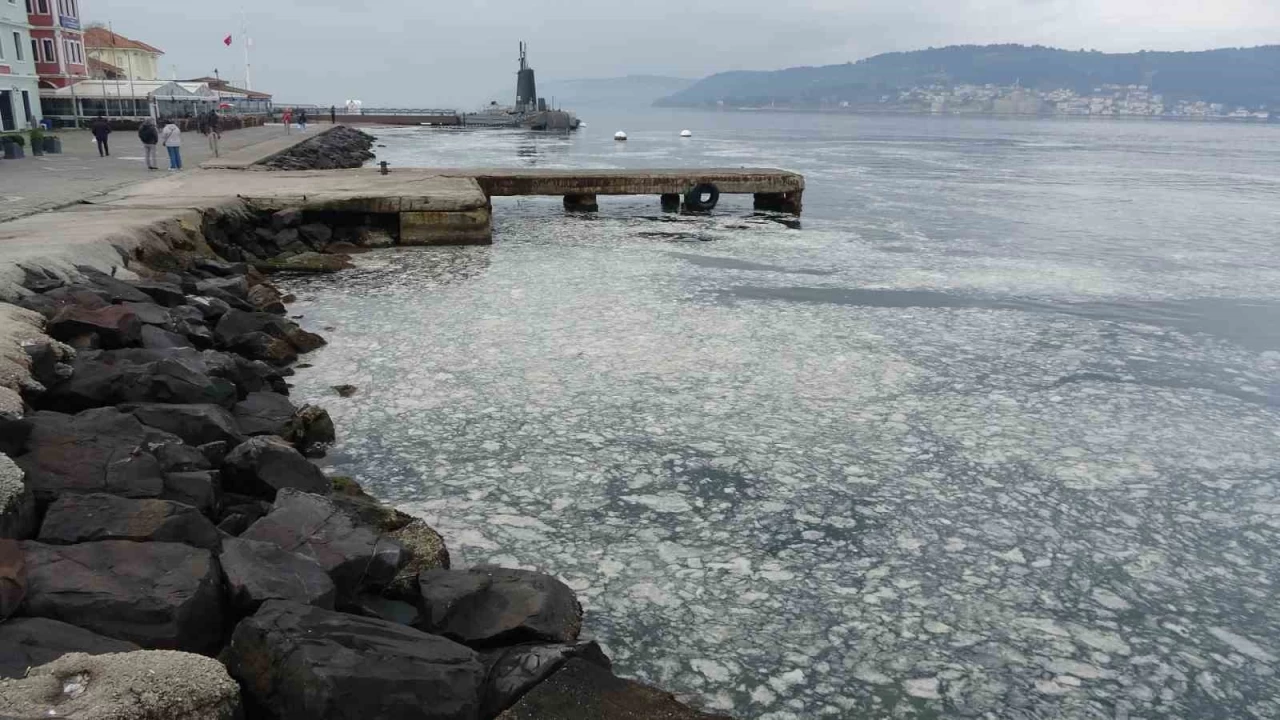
left=24, top=0, right=31, bottom=10
left=0, top=35, right=5, bottom=61
left=30, top=38, right=37, bottom=62
left=36, top=0, right=47, bottom=13
left=68, top=0, right=76, bottom=17
left=12, top=33, right=20, bottom=61
left=42, top=38, right=53, bottom=62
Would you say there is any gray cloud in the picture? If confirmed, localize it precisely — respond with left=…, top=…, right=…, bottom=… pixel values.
left=91, top=0, right=1280, bottom=106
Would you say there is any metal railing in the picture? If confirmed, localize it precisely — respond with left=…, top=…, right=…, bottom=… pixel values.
left=336, top=108, right=458, bottom=116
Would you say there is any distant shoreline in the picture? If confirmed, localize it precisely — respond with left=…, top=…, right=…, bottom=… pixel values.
left=654, top=105, right=1279, bottom=125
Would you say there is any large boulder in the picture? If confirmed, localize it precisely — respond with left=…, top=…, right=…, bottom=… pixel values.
left=385, top=519, right=450, bottom=601
left=480, top=642, right=611, bottom=718
left=0, top=453, right=38, bottom=539
left=225, top=600, right=484, bottom=720
left=417, top=567, right=583, bottom=647
left=247, top=283, right=287, bottom=314
left=126, top=402, right=245, bottom=447
left=15, top=409, right=174, bottom=503
left=42, top=348, right=238, bottom=412
left=0, top=650, right=242, bottom=719
left=46, top=305, right=142, bottom=349
left=0, top=617, right=140, bottom=679
left=254, top=252, right=355, bottom=274
left=75, top=266, right=153, bottom=303
left=163, top=470, right=222, bottom=514
left=38, top=493, right=221, bottom=550
left=141, top=324, right=196, bottom=349
left=219, top=537, right=335, bottom=615
left=214, top=310, right=325, bottom=355
left=0, top=538, right=23, bottom=619
left=241, top=490, right=404, bottom=600
left=290, top=404, right=335, bottom=454
left=226, top=331, right=298, bottom=366
left=121, top=300, right=173, bottom=326
left=20, top=540, right=225, bottom=653
left=497, top=658, right=734, bottom=720
left=130, top=279, right=188, bottom=307
left=232, top=391, right=296, bottom=436
left=222, top=436, right=328, bottom=498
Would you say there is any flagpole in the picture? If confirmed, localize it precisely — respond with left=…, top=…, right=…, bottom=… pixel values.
left=241, top=8, right=252, bottom=91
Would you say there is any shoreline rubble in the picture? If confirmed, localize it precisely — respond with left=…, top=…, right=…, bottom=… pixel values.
left=0, top=128, right=732, bottom=719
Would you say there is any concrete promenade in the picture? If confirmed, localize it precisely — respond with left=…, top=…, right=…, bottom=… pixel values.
left=0, top=125, right=314, bottom=222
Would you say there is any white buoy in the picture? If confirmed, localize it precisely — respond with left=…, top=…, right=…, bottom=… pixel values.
left=680, top=129, right=693, bottom=138
left=615, top=131, right=627, bottom=141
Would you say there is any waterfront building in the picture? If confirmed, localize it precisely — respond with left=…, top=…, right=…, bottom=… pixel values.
left=184, top=75, right=273, bottom=115
left=0, top=0, right=42, bottom=129
left=27, top=0, right=86, bottom=89
left=84, top=25, right=161, bottom=80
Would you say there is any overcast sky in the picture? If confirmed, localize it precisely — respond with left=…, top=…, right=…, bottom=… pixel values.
left=92, top=0, right=1280, bottom=107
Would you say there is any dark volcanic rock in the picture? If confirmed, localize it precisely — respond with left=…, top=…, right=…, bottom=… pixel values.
left=75, top=266, right=152, bottom=303
left=497, top=658, right=734, bottom=720
left=225, top=600, right=484, bottom=719
left=241, top=489, right=404, bottom=600
left=247, top=283, right=286, bottom=314
left=190, top=295, right=233, bottom=321
left=290, top=404, right=335, bottom=453
left=299, top=223, right=334, bottom=248
left=417, top=567, right=583, bottom=647
left=121, top=301, right=172, bottom=326
left=140, top=324, right=194, bottom=349
left=47, top=305, right=142, bottom=349
left=271, top=209, right=303, bottom=230
left=196, top=276, right=251, bottom=302
left=20, top=540, right=224, bottom=653
left=126, top=402, right=245, bottom=447
left=480, top=642, right=612, bottom=718
left=38, top=493, right=220, bottom=549
left=219, top=537, right=335, bottom=614
left=129, top=279, right=187, bottom=307
left=154, top=441, right=212, bottom=473
left=261, top=126, right=376, bottom=171
left=162, top=470, right=221, bottom=514
left=0, top=539, right=23, bottom=619
left=0, top=617, right=140, bottom=679
left=215, top=309, right=325, bottom=354
left=223, top=436, right=328, bottom=498
left=226, top=331, right=297, bottom=366
left=15, top=408, right=173, bottom=503
left=232, top=391, right=296, bottom=437
left=254, top=252, right=355, bottom=274
left=194, top=257, right=248, bottom=277
left=42, top=348, right=238, bottom=412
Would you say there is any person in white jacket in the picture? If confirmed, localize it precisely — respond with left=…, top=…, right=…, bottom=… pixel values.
left=159, top=119, right=183, bottom=171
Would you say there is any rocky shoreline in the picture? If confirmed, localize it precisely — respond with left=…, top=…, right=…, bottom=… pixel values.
left=0, top=133, right=731, bottom=718
left=259, top=125, right=377, bottom=171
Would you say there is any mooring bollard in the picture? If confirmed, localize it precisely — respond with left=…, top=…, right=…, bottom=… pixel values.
left=379, top=161, right=391, bottom=175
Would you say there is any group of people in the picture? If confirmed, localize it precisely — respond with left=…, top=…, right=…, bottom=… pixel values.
left=89, top=109, right=224, bottom=171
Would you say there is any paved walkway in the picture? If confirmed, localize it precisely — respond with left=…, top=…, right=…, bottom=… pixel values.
left=0, top=125, right=320, bottom=222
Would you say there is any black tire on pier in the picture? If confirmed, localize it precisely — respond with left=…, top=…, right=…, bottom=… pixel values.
left=684, top=183, right=720, bottom=212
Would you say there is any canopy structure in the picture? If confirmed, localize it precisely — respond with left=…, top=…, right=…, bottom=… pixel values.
left=39, top=80, right=220, bottom=122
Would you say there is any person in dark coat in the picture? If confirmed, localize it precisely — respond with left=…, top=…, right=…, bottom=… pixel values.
left=90, top=114, right=111, bottom=157
left=330, top=105, right=336, bottom=124
left=138, top=117, right=159, bottom=169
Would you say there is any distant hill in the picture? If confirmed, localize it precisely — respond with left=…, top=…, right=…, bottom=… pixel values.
left=657, top=45, right=1280, bottom=109
left=537, top=75, right=695, bottom=109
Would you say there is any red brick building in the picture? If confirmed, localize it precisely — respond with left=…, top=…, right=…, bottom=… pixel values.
left=27, top=0, right=86, bottom=88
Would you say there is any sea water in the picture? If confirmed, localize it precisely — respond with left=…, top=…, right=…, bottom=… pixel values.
left=280, top=109, right=1280, bottom=719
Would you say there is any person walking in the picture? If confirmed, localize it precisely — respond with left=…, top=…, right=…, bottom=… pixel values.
left=90, top=114, right=111, bottom=157
left=159, top=118, right=183, bottom=171
left=330, top=105, right=336, bottom=124
left=298, top=109, right=308, bottom=131
left=282, top=107, right=293, bottom=135
left=138, top=117, right=160, bottom=170
left=206, top=109, right=222, bottom=158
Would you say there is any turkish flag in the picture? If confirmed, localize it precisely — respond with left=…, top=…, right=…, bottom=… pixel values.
left=223, top=35, right=232, bottom=46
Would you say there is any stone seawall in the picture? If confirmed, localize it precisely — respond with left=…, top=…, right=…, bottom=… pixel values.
left=0, top=132, right=730, bottom=719
left=258, top=126, right=377, bottom=171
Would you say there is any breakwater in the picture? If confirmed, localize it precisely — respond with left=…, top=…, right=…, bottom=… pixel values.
left=0, top=129, right=731, bottom=719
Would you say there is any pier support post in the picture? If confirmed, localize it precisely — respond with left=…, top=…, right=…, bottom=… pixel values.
left=660, top=193, right=681, bottom=213
left=753, top=191, right=804, bottom=215
left=563, top=194, right=599, bottom=213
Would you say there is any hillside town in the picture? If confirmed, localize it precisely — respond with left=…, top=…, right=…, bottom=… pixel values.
left=0, top=0, right=272, bottom=133
left=886, top=83, right=1271, bottom=119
